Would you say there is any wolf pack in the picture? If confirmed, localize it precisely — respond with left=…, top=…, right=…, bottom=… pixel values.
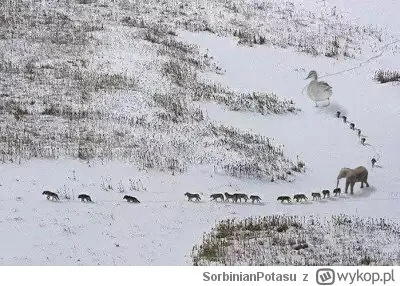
left=184, top=192, right=262, bottom=204
left=42, top=187, right=343, bottom=205
left=277, top=188, right=341, bottom=203
left=185, top=187, right=343, bottom=205
left=41, top=191, right=140, bottom=204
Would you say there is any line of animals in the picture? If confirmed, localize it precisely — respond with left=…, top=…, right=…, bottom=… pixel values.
left=277, top=188, right=341, bottom=203
left=336, top=111, right=378, bottom=168
left=41, top=184, right=357, bottom=205
left=42, top=191, right=140, bottom=203
left=185, top=188, right=343, bottom=204
left=184, top=192, right=262, bottom=204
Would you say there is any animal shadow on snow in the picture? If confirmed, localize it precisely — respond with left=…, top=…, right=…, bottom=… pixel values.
left=230, top=201, right=266, bottom=206
left=44, top=199, right=62, bottom=203
left=292, top=201, right=313, bottom=206
left=328, top=195, right=352, bottom=201
left=352, top=186, right=377, bottom=198
left=185, top=200, right=206, bottom=204
left=335, top=186, right=376, bottom=199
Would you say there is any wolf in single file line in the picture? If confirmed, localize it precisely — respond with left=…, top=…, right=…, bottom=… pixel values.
left=322, top=189, right=330, bottom=198
left=293, top=194, right=308, bottom=202
left=224, top=192, right=236, bottom=202
left=184, top=192, right=201, bottom=201
left=78, top=194, right=92, bottom=202
left=311, top=192, right=321, bottom=200
left=233, top=193, right=249, bottom=203
left=277, top=196, right=291, bottom=203
left=250, top=195, right=262, bottom=204
left=210, top=193, right=224, bottom=201
left=123, top=195, right=140, bottom=203
left=42, top=191, right=60, bottom=201
left=333, top=188, right=341, bottom=196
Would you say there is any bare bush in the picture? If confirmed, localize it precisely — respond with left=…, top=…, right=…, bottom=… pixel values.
left=192, top=215, right=400, bottom=266
left=374, top=69, right=400, bottom=84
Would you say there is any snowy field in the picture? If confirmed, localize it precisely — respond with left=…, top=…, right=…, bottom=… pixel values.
left=0, top=0, right=399, bottom=265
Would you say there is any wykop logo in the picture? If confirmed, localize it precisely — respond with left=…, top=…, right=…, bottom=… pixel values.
left=316, top=268, right=335, bottom=285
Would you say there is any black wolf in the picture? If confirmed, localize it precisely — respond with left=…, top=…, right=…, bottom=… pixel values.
left=277, top=196, right=291, bottom=203
left=123, top=195, right=140, bottom=203
left=233, top=193, right=249, bottom=203
left=311, top=192, right=321, bottom=200
left=322, top=190, right=330, bottom=198
left=42, top=191, right=60, bottom=201
left=184, top=192, right=201, bottom=201
left=333, top=188, right=341, bottom=196
left=210, top=193, right=224, bottom=201
left=224, top=192, right=236, bottom=202
left=249, top=195, right=261, bottom=204
left=293, top=194, right=308, bottom=202
left=78, top=194, right=92, bottom=202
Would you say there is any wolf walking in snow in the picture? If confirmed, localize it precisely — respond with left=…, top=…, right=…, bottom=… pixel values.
left=293, top=194, right=308, bottom=202
left=42, top=191, right=60, bottom=201
left=224, top=192, right=236, bottom=202
left=78, top=194, right=92, bottom=202
left=311, top=192, right=321, bottom=200
left=277, top=196, right=291, bottom=203
left=210, top=193, right=224, bottom=201
left=233, top=193, right=249, bottom=203
left=123, top=195, right=140, bottom=203
left=333, top=188, right=341, bottom=196
left=322, top=189, right=330, bottom=198
left=250, top=195, right=262, bottom=204
left=184, top=192, right=201, bottom=201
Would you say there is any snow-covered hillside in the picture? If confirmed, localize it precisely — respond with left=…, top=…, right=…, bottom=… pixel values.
left=0, top=0, right=399, bottom=265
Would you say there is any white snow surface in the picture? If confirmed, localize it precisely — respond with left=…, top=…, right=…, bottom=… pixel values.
left=1, top=0, right=400, bottom=265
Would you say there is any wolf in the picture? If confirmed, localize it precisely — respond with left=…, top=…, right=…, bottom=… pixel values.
left=42, top=191, right=60, bottom=201
left=249, top=195, right=262, bottom=204
left=293, top=194, right=308, bottom=202
left=210, top=193, right=224, bottom=201
left=311, top=192, right=321, bottom=200
left=184, top=192, right=201, bottom=201
left=333, top=188, right=341, bottom=196
left=78, top=194, right=92, bottom=202
left=233, top=193, right=249, bottom=203
left=277, top=196, right=291, bottom=203
left=322, top=189, right=330, bottom=198
left=123, top=195, right=140, bottom=203
left=224, top=192, right=236, bottom=202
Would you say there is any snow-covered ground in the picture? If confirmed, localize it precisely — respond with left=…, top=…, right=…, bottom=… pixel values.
left=0, top=0, right=399, bottom=265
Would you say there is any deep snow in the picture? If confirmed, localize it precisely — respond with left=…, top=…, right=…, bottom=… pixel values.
left=0, top=0, right=399, bottom=265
